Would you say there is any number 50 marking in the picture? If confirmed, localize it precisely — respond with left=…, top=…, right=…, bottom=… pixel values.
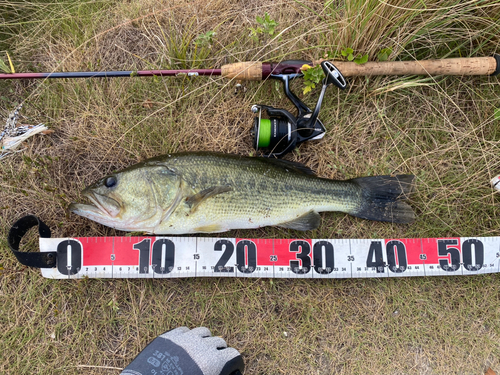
left=437, top=239, right=484, bottom=272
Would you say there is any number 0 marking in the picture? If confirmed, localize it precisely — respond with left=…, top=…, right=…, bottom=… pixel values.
left=386, top=240, right=407, bottom=273
left=56, top=239, right=82, bottom=275
left=313, top=241, right=334, bottom=274
left=462, top=239, right=484, bottom=271
left=236, top=240, right=257, bottom=274
left=151, top=239, right=175, bottom=274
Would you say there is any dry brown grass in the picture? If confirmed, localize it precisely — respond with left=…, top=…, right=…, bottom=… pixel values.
left=1, top=0, right=500, bottom=374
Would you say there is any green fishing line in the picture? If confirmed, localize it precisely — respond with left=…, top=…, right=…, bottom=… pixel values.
left=258, top=119, right=271, bottom=148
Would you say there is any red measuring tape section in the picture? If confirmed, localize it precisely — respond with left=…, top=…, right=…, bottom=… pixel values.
left=38, top=236, right=498, bottom=279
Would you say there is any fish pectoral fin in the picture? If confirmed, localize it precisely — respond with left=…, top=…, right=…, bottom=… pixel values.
left=185, top=185, right=232, bottom=213
left=277, top=210, right=321, bottom=231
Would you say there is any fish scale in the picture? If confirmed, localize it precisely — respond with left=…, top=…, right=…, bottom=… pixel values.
left=158, top=154, right=359, bottom=233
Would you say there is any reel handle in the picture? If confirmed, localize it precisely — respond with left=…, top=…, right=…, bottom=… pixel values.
left=300, top=62, right=346, bottom=134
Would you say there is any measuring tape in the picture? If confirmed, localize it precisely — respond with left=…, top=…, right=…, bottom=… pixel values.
left=8, top=216, right=500, bottom=279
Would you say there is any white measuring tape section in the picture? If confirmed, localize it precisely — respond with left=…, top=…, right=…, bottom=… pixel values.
left=38, top=235, right=500, bottom=279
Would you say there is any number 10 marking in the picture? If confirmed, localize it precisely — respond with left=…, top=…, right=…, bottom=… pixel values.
left=133, top=238, right=175, bottom=274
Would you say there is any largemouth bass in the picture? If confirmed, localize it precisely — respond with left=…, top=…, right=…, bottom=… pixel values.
left=69, top=152, right=415, bottom=234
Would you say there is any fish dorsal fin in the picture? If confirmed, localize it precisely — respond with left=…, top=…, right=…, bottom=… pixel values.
left=277, top=210, right=321, bottom=231
left=185, top=185, right=232, bottom=213
left=260, top=158, right=316, bottom=175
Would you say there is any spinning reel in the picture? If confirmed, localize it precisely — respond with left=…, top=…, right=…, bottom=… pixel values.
left=251, top=61, right=347, bottom=158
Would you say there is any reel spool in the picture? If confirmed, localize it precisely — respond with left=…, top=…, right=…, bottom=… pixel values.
left=251, top=61, right=347, bottom=158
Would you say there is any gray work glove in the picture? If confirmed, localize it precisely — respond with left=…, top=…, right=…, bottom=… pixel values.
left=121, top=327, right=244, bottom=375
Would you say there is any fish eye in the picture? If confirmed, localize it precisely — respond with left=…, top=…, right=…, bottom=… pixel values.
left=105, top=176, right=117, bottom=188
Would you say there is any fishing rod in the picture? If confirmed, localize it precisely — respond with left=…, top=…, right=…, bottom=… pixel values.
left=2, top=56, right=499, bottom=157
left=1, top=56, right=499, bottom=80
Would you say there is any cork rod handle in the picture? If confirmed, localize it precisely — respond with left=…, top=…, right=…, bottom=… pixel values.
left=331, top=56, right=499, bottom=77
left=221, top=62, right=263, bottom=81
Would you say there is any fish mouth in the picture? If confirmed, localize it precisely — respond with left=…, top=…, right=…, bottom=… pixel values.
left=69, top=191, right=121, bottom=220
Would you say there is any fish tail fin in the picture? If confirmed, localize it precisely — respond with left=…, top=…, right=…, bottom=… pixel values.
left=350, top=175, right=415, bottom=224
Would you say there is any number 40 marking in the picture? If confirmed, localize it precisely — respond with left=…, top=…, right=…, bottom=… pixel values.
left=366, top=241, right=407, bottom=274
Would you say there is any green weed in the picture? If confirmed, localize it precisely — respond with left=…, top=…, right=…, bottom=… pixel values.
left=341, top=47, right=368, bottom=64
left=249, top=12, right=278, bottom=41
left=377, top=47, right=392, bottom=61
left=301, top=64, right=324, bottom=94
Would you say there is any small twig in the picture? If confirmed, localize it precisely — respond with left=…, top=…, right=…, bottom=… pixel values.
left=76, top=365, right=123, bottom=370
